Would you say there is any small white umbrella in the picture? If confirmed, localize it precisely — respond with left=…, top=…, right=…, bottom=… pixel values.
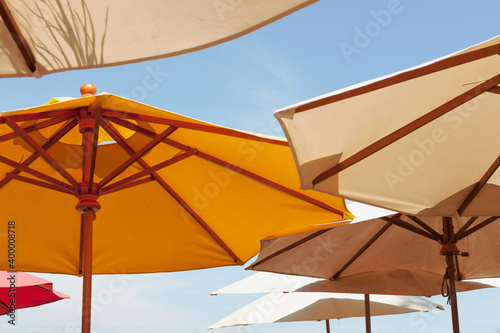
left=209, top=292, right=444, bottom=332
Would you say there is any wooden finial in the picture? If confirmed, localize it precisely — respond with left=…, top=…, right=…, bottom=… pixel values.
left=80, top=83, right=97, bottom=97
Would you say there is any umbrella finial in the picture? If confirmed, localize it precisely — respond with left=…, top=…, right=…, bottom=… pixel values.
left=80, top=83, right=97, bottom=97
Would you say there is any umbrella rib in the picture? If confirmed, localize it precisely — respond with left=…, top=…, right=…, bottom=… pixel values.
left=381, top=216, right=439, bottom=241
left=455, top=217, right=478, bottom=239
left=5, top=173, right=74, bottom=195
left=312, top=73, right=500, bottom=186
left=100, top=118, right=241, bottom=262
left=100, top=150, right=196, bottom=195
left=5, top=118, right=79, bottom=188
left=332, top=222, right=392, bottom=280
left=0, top=155, right=75, bottom=192
left=105, top=116, right=345, bottom=215
left=102, top=110, right=288, bottom=146
left=457, top=154, right=500, bottom=215
left=0, top=0, right=37, bottom=72
left=0, top=116, right=73, bottom=143
left=96, top=125, right=178, bottom=188
left=405, top=215, right=442, bottom=240
left=0, top=118, right=78, bottom=190
left=100, top=176, right=156, bottom=195
left=489, top=86, right=500, bottom=94
left=457, top=216, right=500, bottom=239
left=295, top=43, right=500, bottom=113
left=250, top=229, right=332, bottom=268
left=0, top=109, right=79, bottom=124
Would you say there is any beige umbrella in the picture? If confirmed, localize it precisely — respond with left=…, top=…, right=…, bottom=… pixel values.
left=209, top=292, right=444, bottom=333
left=248, top=214, right=500, bottom=333
left=0, top=0, right=316, bottom=78
left=273, top=34, right=500, bottom=218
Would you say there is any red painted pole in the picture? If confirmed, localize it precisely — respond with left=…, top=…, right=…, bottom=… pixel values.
left=81, top=209, right=93, bottom=333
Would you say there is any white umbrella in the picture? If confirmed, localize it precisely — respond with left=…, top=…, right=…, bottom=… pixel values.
left=209, top=292, right=444, bottom=332
left=0, top=0, right=316, bottom=77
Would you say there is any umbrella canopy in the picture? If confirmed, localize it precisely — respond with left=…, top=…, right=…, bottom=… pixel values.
left=0, top=271, right=69, bottom=316
left=212, top=271, right=492, bottom=298
left=0, top=0, right=317, bottom=78
left=208, top=292, right=443, bottom=332
left=273, top=34, right=500, bottom=217
left=248, top=213, right=500, bottom=332
left=0, top=83, right=352, bottom=332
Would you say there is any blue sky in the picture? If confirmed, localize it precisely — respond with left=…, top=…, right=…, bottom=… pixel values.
left=2, top=0, right=500, bottom=332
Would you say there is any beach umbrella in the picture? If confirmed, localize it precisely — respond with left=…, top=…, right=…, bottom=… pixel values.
left=248, top=214, right=500, bottom=333
left=273, top=34, right=500, bottom=218
left=0, top=83, right=352, bottom=333
left=208, top=292, right=444, bottom=332
left=0, top=0, right=317, bottom=78
left=0, top=271, right=69, bottom=316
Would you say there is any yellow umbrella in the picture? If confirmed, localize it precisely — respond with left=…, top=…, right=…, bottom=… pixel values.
left=0, top=83, right=352, bottom=332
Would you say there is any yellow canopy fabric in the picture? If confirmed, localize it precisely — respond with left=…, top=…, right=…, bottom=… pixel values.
left=0, top=85, right=352, bottom=276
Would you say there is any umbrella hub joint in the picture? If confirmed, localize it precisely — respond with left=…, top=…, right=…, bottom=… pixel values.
left=440, top=242, right=460, bottom=256
left=75, top=182, right=100, bottom=213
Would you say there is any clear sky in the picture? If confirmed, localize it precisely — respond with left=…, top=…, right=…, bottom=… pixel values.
left=2, top=0, right=500, bottom=332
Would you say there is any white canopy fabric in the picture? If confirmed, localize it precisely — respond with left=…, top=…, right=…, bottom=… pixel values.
left=274, top=34, right=500, bottom=217
left=0, top=0, right=317, bottom=78
left=212, top=271, right=492, bottom=298
left=208, top=292, right=443, bottom=329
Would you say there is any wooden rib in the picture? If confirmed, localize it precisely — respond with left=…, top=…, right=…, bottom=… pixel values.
left=102, top=110, right=288, bottom=146
left=458, top=216, right=500, bottom=239
left=249, top=229, right=332, bottom=269
left=0, top=155, right=74, bottom=192
left=106, top=116, right=345, bottom=216
left=0, top=0, right=36, bottom=72
left=405, top=215, right=442, bottom=240
left=381, top=215, right=439, bottom=241
left=5, top=118, right=79, bottom=188
left=0, top=109, right=78, bottom=124
left=455, top=217, right=478, bottom=239
left=488, top=86, right=500, bottom=94
left=6, top=173, right=74, bottom=195
left=0, top=116, right=72, bottom=143
left=100, top=150, right=196, bottom=194
left=100, top=119, right=241, bottom=262
left=295, top=43, right=500, bottom=113
left=0, top=118, right=78, bottom=190
left=97, top=125, right=177, bottom=188
left=313, top=74, right=500, bottom=186
left=458, top=154, right=500, bottom=215
left=332, top=222, right=392, bottom=280
left=100, top=176, right=155, bottom=195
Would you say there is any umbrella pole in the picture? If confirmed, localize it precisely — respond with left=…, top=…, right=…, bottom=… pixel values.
left=364, top=294, right=371, bottom=333
left=82, top=209, right=93, bottom=333
left=446, top=253, right=460, bottom=333
left=325, top=319, right=331, bottom=333
left=442, top=217, right=460, bottom=333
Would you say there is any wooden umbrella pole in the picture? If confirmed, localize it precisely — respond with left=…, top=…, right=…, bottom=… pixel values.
left=446, top=253, right=460, bottom=333
left=325, top=319, right=330, bottom=333
left=442, top=217, right=460, bottom=333
left=364, top=294, right=371, bottom=333
left=82, top=209, right=94, bottom=333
